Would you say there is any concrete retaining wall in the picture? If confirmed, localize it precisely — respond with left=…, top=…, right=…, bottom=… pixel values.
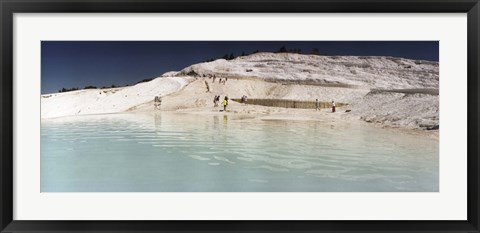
left=231, top=98, right=346, bottom=109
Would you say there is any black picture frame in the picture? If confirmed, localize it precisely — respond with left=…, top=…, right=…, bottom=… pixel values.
left=1, top=0, right=479, bottom=232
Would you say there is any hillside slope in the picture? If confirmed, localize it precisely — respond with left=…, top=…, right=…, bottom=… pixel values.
left=41, top=76, right=193, bottom=118
left=167, top=52, right=439, bottom=89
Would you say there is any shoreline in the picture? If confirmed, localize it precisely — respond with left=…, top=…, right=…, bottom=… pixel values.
left=173, top=105, right=439, bottom=140
left=43, top=101, right=437, bottom=140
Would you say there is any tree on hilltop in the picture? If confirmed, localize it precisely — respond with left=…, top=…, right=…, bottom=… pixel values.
left=276, top=46, right=288, bottom=53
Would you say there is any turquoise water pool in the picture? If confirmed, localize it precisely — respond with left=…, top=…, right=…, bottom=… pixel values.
left=41, top=112, right=438, bottom=192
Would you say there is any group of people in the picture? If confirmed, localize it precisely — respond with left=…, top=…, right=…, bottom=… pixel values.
left=213, top=95, right=229, bottom=111
left=209, top=75, right=227, bottom=85
left=315, top=99, right=336, bottom=112
left=155, top=93, right=335, bottom=113
left=218, top=77, right=227, bottom=85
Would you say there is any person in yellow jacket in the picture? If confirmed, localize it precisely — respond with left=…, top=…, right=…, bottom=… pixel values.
left=223, top=99, right=228, bottom=111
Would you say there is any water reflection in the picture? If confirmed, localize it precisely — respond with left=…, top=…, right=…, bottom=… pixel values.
left=41, top=112, right=439, bottom=192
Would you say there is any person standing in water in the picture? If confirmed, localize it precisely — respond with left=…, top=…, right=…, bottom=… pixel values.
left=315, top=99, right=320, bottom=111
left=331, top=100, right=336, bottom=113
left=154, top=96, right=162, bottom=110
left=223, top=98, right=228, bottom=111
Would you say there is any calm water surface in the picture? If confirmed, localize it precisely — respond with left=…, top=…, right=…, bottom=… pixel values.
left=41, top=112, right=438, bottom=192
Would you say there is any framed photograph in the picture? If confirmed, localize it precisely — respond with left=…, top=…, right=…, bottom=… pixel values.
left=1, top=0, right=479, bottom=232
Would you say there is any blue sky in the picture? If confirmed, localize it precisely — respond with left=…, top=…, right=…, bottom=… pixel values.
left=41, top=41, right=439, bottom=94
